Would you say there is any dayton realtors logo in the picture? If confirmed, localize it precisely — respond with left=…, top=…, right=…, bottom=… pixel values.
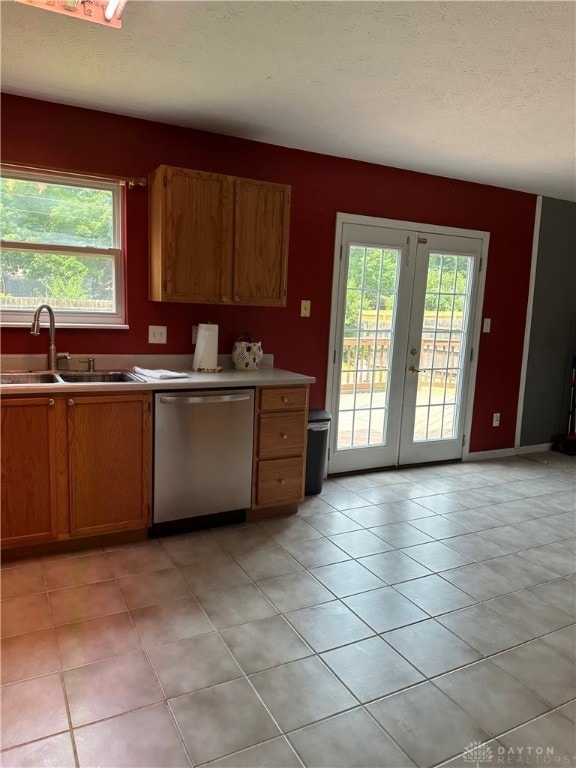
left=463, top=742, right=494, bottom=767
left=462, top=741, right=574, bottom=766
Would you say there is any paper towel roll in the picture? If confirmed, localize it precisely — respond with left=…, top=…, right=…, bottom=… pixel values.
left=193, top=324, right=219, bottom=370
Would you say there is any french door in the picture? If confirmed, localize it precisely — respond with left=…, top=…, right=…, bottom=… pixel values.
left=327, top=217, right=487, bottom=474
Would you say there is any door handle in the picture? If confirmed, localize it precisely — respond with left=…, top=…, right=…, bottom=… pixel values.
left=408, top=365, right=424, bottom=373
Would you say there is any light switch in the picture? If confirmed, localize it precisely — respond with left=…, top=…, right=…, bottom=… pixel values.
left=483, top=318, right=491, bottom=333
left=301, top=300, right=311, bottom=317
left=149, top=325, right=167, bottom=344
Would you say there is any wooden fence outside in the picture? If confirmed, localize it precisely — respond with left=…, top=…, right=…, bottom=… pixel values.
left=0, top=296, right=114, bottom=311
left=341, top=336, right=462, bottom=390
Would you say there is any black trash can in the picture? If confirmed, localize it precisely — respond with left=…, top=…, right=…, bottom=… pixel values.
left=305, top=410, right=332, bottom=495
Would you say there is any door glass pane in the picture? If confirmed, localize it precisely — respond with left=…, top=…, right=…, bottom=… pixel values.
left=414, top=253, right=474, bottom=442
left=338, top=245, right=400, bottom=450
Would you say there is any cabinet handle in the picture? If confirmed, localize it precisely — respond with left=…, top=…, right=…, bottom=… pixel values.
left=48, top=398, right=55, bottom=406
left=282, top=396, right=290, bottom=404
left=234, top=295, right=240, bottom=302
left=221, top=296, right=230, bottom=302
left=68, top=399, right=74, bottom=407
left=281, top=432, right=288, bottom=439
left=278, top=478, right=286, bottom=484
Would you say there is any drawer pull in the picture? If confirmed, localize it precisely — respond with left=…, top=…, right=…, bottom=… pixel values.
left=278, top=478, right=286, bottom=484
left=68, top=399, right=74, bottom=407
left=282, top=396, right=289, bottom=403
left=281, top=432, right=288, bottom=439
left=48, top=398, right=55, bottom=406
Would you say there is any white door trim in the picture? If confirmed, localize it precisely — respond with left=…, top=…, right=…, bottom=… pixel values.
left=327, top=212, right=490, bottom=469
left=514, top=196, right=542, bottom=448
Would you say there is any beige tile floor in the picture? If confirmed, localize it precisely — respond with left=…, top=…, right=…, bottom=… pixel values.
left=1, top=456, right=575, bottom=768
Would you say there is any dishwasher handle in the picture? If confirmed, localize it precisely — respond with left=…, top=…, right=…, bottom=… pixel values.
left=159, top=394, right=251, bottom=405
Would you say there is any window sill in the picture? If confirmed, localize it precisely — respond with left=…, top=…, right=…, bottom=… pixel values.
left=1, top=322, right=130, bottom=330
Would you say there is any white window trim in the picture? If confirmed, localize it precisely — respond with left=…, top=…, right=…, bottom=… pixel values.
left=1, top=167, right=127, bottom=328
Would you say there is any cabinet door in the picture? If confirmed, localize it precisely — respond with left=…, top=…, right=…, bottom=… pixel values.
left=233, top=179, right=290, bottom=306
left=68, top=394, right=151, bottom=536
left=151, top=166, right=234, bottom=303
left=1, top=397, right=63, bottom=547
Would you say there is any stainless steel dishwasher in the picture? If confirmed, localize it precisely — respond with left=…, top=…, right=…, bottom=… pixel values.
left=154, top=389, right=254, bottom=523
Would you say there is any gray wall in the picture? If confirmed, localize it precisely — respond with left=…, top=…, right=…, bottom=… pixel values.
left=520, top=197, right=576, bottom=446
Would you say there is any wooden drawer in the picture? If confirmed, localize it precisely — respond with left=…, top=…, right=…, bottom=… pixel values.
left=260, top=386, right=308, bottom=412
left=258, top=412, right=307, bottom=459
left=255, top=457, right=305, bottom=505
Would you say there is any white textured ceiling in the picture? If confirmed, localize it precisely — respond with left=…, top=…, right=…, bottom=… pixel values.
left=1, top=1, right=575, bottom=200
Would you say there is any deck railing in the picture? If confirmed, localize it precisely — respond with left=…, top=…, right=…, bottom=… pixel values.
left=341, top=336, right=461, bottom=390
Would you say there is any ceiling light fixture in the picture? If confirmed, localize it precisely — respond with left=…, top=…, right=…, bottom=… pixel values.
left=15, top=0, right=127, bottom=29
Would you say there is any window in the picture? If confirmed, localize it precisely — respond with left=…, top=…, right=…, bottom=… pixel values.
left=0, top=167, right=126, bottom=327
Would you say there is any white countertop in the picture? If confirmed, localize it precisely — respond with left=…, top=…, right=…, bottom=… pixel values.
left=0, top=356, right=315, bottom=395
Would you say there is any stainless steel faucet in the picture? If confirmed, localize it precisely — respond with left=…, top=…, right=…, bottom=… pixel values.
left=30, top=304, right=70, bottom=371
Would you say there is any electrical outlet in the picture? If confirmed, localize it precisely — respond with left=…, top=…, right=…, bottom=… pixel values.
left=192, top=325, right=198, bottom=344
left=148, top=325, right=167, bottom=344
left=493, top=412, right=500, bottom=427
left=301, top=299, right=311, bottom=317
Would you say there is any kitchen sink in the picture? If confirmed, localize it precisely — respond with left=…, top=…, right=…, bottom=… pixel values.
left=0, top=370, right=145, bottom=385
left=0, top=372, right=62, bottom=384
left=58, top=371, right=144, bottom=383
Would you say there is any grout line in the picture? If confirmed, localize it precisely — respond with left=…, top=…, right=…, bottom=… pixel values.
left=1, top=457, right=573, bottom=766
left=41, top=571, right=81, bottom=768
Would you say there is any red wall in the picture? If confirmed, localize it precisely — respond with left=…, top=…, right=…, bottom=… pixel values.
left=1, top=94, right=537, bottom=452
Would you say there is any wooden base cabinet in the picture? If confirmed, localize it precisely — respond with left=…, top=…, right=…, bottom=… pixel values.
left=1, top=393, right=151, bottom=549
left=250, top=386, right=309, bottom=517
left=1, top=397, right=65, bottom=548
left=68, top=394, right=151, bottom=537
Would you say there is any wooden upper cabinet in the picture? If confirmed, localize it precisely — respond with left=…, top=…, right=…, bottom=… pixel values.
left=233, top=178, right=290, bottom=306
left=149, top=165, right=290, bottom=306
left=150, top=166, right=234, bottom=303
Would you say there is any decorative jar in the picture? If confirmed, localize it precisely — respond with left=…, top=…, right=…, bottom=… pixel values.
left=232, top=333, right=263, bottom=371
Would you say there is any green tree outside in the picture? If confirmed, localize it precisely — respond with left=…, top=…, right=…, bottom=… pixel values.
left=345, top=246, right=470, bottom=331
left=1, top=176, right=115, bottom=304
left=345, top=246, right=398, bottom=332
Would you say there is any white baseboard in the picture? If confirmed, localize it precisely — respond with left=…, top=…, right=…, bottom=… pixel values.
left=464, top=443, right=552, bottom=461
left=463, top=448, right=517, bottom=461
left=515, top=443, right=553, bottom=454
